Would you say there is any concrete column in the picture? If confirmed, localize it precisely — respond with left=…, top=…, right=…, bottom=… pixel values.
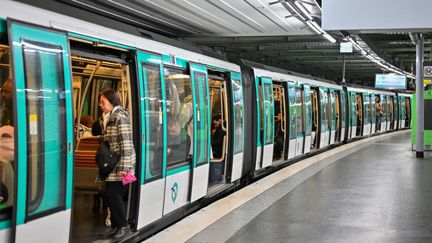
left=416, top=35, right=424, bottom=158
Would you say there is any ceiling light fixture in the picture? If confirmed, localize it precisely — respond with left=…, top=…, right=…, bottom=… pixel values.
left=294, top=1, right=313, bottom=20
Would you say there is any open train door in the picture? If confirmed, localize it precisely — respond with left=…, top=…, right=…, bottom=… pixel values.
left=8, top=20, right=74, bottom=242
left=260, top=77, right=274, bottom=168
left=135, top=51, right=167, bottom=228
left=189, top=63, right=210, bottom=202
left=229, top=72, right=245, bottom=182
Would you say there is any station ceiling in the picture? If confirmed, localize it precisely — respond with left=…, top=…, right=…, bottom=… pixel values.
left=22, top=0, right=422, bottom=88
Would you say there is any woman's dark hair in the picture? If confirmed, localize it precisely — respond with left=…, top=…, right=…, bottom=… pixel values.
left=99, top=88, right=121, bottom=107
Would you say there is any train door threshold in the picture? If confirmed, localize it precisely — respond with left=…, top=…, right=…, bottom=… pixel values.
left=206, top=183, right=234, bottom=198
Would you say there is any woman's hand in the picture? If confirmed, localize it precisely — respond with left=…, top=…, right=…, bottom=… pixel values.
left=118, top=171, right=127, bottom=177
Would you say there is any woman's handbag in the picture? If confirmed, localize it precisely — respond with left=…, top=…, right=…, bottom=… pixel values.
left=95, top=140, right=119, bottom=179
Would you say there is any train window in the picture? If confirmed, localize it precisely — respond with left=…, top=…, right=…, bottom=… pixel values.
left=387, top=96, right=393, bottom=122
left=350, top=93, right=357, bottom=127
left=288, top=85, right=296, bottom=140
left=232, top=78, right=243, bottom=154
left=0, top=44, right=13, bottom=215
left=371, top=94, right=376, bottom=124
left=258, top=83, right=264, bottom=145
left=303, top=86, right=312, bottom=137
left=22, top=40, right=66, bottom=217
left=164, top=67, right=193, bottom=168
left=263, top=82, right=273, bottom=145
left=329, top=91, right=335, bottom=132
left=193, top=71, right=209, bottom=166
left=295, top=87, right=304, bottom=135
left=143, top=63, right=163, bottom=180
left=340, top=91, right=346, bottom=130
left=320, top=89, right=328, bottom=132
left=364, top=95, right=370, bottom=124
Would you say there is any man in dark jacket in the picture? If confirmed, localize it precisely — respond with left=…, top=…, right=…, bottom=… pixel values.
left=211, top=115, right=226, bottom=159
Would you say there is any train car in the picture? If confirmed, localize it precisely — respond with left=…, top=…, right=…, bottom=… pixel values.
left=0, top=1, right=249, bottom=242
left=239, top=60, right=348, bottom=174
left=0, top=1, right=413, bottom=242
left=397, top=93, right=412, bottom=129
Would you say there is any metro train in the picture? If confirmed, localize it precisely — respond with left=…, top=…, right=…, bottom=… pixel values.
left=0, top=1, right=412, bottom=242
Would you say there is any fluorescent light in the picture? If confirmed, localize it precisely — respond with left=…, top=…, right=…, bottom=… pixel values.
left=294, top=1, right=313, bottom=20
left=283, top=1, right=306, bottom=21
left=306, top=21, right=321, bottom=34
left=322, top=33, right=336, bottom=43
left=310, top=21, right=323, bottom=32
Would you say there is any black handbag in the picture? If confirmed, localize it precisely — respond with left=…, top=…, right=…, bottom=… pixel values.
left=95, top=140, right=119, bottom=179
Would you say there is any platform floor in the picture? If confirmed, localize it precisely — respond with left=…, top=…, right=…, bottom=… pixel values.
left=147, top=131, right=432, bottom=243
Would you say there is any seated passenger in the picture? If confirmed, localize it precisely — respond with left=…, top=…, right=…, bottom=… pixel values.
left=167, top=119, right=190, bottom=164
left=211, top=115, right=226, bottom=159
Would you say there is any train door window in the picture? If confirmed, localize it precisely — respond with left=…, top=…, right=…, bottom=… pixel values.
left=164, top=67, right=193, bottom=168
left=258, top=82, right=264, bottom=147
left=231, top=76, right=244, bottom=158
left=311, top=88, right=319, bottom=149
left=295, top=86, right=304, bottom=142
left=320, top=89, right=328, bottom=137
left=405, top=97, right=411, bottom=127
left=303, top=85, right=312, bottom=148
left=339, top=90, right=346, bottom=141
left=356, top=94, right=363, bottom=136
left=22, top=39, right=68, bottom=217
left=388, top=96, right=393, bottom=128
left=389, top=96, right=394, bottom=129
left=273, top=84, right=286, bottom=161
left=334, top=91, right=340, bottom=141
left=295, top=86, right=305, bottom=150
left=0, top=44, right=13, bottom=215
left=364, top=94, right=370, bottom=127
left=142, top=62, right=164, bottom=181
left=329, top=90, right=335, bottom=139
left=263, top=82, right=274, bottom=146
left=350, top=92, right=357, bottom=132
left=288, top=83, right=296, bottom=142
left=371, top=94, right=376, bottom=127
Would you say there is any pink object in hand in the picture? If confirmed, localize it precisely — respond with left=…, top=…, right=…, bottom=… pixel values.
left=122, top=172, right=137, bottom=185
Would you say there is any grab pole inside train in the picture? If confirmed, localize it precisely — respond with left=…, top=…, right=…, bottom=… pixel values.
left=411, top=33, right=424, bottom=158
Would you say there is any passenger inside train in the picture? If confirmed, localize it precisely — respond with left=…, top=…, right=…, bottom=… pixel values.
left=375, top=96, right=383, bottom=132
left=356, top=94, right=363, bottom=136
left=273, top=85, right=285, bottom=161
left=208, top=71, right=229, bottom=186
left=311, top=88, right=319, bottom=149
left=69, top=38, right=136, bottom=240
left=0, top=44, right=13, bottom=211
left=165, top=68, right=194, bottom=168
left=211, top=115, right=225, bottom=159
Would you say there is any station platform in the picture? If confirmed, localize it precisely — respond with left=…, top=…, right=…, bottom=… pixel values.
left=145, top=130, right=432, bottom=243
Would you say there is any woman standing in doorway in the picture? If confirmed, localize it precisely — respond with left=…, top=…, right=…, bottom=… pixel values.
left=98, top=88, right=136, bottom=240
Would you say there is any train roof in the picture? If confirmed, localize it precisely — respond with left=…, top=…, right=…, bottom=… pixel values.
left=0, top=0, right=241, bottom=73
left=242, top=59, right=342, bottom=90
